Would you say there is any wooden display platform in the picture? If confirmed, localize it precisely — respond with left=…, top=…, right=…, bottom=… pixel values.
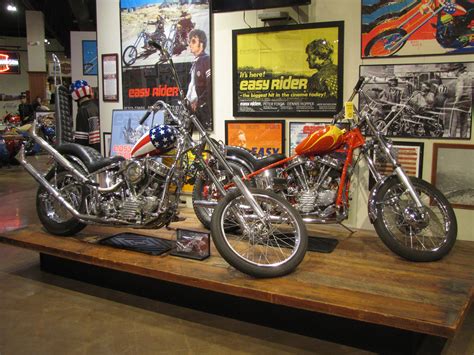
left=0, top=211, right=472, bottom=339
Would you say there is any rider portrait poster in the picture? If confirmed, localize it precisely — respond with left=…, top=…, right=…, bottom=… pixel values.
left=289, top=121, right=330, bottom=155
left=225, top=120, right=285, bottom=157
left=359, top=62, right=473, bottom=139
left=361, top=0, right=474, bottom=58
left=232, top=22, right=344, bottom=118
left=110, top=109, right=164, bottom=159
left=120, top=0, right=212, bottom=130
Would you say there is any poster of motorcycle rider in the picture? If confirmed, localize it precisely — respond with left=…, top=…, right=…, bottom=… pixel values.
left=120, top=0, right=212, bottom=130
left=359, top=62, right=473, bottom=139
left=361, top=0, right=473, bottom=58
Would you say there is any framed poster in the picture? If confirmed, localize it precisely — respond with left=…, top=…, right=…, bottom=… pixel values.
left=110, top=109, right=163, bottom=158
left=120, top=0, right=213, bottom=130
left=225, top=120, right=285, bottom=157
left=369, top=141, right=424, bottom=190
left=34, top=111, right=55, bottom=125
left=0, top=51, right=20, bottom=74
left=289, top=121, right=330, bottom=155
left=432, top=143, right=474, bottom=209
left=82, top=40, right=98, bottom=75
left=233, top=21, right=344, bottom=117
left=361, top=0, right=474, bottom=58
left=359, top=62, right=473, bottom=139
left=102, top=54, right=119, bottom=102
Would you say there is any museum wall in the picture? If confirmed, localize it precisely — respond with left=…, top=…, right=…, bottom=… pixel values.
left=96, top=0, right=474, bottom=241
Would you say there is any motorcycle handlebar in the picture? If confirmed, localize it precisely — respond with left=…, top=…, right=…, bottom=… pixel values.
left=139, top=111, right=151, bottom=125
left=354, top=76, right=365, bottom=91
left=148, top=40, right=162, bottom=53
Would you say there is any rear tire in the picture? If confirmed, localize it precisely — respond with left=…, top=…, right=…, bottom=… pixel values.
left=36, top=164, right=87, bottom=236
left=123, top=45, right=138, bottom=66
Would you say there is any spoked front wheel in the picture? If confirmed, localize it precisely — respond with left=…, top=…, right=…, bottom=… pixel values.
left=373, top=176, right=457, bottom=261
left=211, top=188, right=308, bottom=278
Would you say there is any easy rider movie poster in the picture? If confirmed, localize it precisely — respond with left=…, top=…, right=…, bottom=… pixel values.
left=361, top=0, right=474, bottom=58
left=232, top=22, right=344, bottom=118
left=120, top=0, right=213, bottom=130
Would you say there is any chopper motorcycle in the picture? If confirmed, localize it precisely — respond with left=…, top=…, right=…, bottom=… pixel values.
left=193, top=77, right=457, bottom=262
left=15, top=41, right=307, bottom=279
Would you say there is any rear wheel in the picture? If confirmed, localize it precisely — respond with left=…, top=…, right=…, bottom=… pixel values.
left=36, top=165, right=87, bottom=236
left=123, top=45, right=138, bottom=66
left=373, top=176, right=457, bottom=261
left=211, top=188, right=307, bottom=278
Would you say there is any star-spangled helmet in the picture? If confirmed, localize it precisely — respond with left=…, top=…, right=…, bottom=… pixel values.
left=69, top=80, right=92, bottom=101
left=131, top=124, right=178, bottom=158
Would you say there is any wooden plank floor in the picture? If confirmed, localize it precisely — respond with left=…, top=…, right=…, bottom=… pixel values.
left=0, top=209, right=472, bottom=339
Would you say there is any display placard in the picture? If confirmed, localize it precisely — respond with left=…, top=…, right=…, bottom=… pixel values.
left=102, top=54, right=119, bottom=102
left=233, top=22, right=344, bottom=117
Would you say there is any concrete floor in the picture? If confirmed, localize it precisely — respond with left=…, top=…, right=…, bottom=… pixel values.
left=0, top=155, right=473, bottom=354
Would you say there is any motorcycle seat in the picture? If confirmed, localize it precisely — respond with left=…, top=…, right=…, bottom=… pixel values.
left=225, top=145, right=286, bottom=170
left=252, top=154, right=287, bottom=170
left=57, top=143, right=125, bottom=173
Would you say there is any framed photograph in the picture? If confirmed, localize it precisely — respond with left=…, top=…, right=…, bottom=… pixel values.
left=119, top=0, right=213, bottom=130
left=102, top=54, right=119, bottom=102
left=359, top=62, right=473, bottom=139
left=225, top=120, right=285, bottom=157
left=82, top=40, right=98, bottom=75
left=171, top=228, right=210, bottom=260
left=103, top=132, right=111, bottom=157
left=233, top=21, right=344, bottom=117
left=110, top=109, right=163, bottom=158
left=289, top=121, right=330, bottom=155
left=432, top=143, right=474, bottom=209
left=361, top=1, right=474, bottom=58
left=369, top=141, right=424, bottom=190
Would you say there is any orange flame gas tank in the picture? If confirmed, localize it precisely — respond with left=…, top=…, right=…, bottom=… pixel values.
left=295, top=125, right=345, bottom=156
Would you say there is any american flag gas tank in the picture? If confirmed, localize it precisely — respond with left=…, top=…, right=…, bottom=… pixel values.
left=131, top=124, right=178, bottom=158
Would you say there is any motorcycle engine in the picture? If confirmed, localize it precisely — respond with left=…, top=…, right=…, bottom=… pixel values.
left=285, top=153, right=345, bottom=215
left=93, top=158, right=169, bottom=222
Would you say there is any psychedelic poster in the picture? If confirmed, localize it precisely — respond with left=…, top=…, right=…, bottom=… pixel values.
left=361, top=0, right=474, bottom=58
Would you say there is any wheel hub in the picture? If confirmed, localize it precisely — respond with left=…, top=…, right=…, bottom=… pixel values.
left=402, top=206, right=430, bottom=230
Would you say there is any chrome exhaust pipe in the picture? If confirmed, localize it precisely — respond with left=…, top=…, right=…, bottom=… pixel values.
left=193, top=200, right=218, bottom=208
left=25, top=121, right=93, bottom=185
left=16, top=146, right=129, bottom=225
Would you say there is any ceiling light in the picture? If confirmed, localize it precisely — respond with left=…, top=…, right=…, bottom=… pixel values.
left=7, top=4, right=17, bottom=12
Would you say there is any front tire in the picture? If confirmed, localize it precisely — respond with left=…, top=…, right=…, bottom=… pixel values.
left=211, top=188, right=308, bottom=278
left=373, top=176, right=457, bottom=262
left=36, top=165, right=87, bottom=236
left=364, top=29, right=408, bottom=57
